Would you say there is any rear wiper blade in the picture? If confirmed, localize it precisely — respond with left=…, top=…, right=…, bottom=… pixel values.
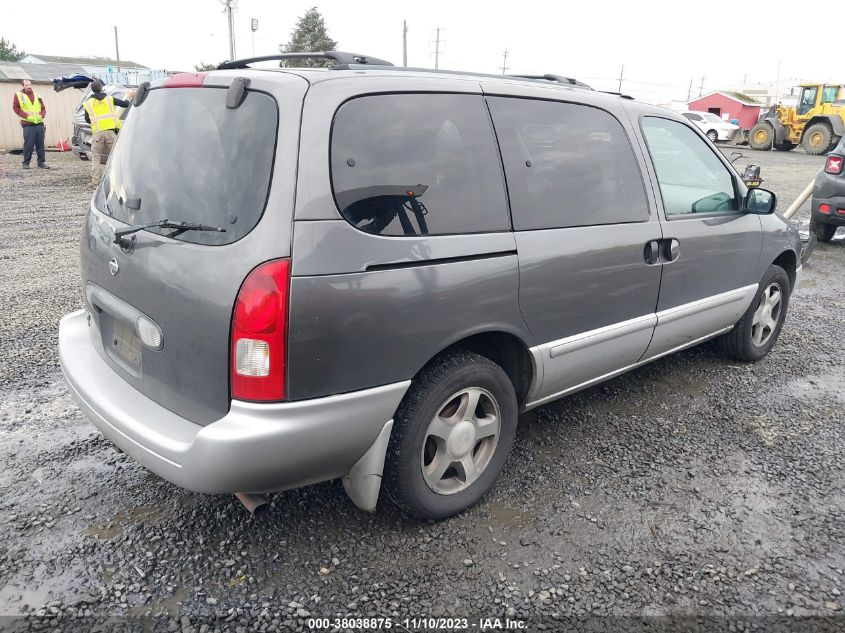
left=113, top=219, right=226, bottom=243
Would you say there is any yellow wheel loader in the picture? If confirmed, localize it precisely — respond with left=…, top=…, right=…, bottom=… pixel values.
left=749, top=83, right=845, bottom=155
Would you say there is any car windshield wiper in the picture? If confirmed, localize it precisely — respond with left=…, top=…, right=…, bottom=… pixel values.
left=113, top=219, right=226, bottom=243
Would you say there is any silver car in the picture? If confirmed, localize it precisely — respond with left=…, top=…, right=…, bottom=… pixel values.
left=58, top=52, right=802, bottom=520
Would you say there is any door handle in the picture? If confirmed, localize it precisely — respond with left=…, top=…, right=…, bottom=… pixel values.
left=644, top=240, right=660, bottom=265
left=644, top=239, right=680, bottom=265
left=662, top=238, right=681, bottom=262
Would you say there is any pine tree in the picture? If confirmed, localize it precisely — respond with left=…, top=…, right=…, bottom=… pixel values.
left=0, top=37, right=25, bottom=62
left=194, top=62, right=217, bottom=71
left=279, top=7, right=338, bottom=67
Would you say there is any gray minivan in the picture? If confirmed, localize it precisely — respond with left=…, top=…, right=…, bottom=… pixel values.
left=58, top=52, right=802, bottom=520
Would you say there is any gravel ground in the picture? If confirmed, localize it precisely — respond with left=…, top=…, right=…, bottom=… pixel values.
left=1, top=148, right=844, bottom=632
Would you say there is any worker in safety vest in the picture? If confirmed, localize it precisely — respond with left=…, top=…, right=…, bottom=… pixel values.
left=12, top=79, right=49, bottom=169
left=83, top=80, right=131, bottom=185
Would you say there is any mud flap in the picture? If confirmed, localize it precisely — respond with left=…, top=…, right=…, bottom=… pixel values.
left=342, top=420, right=393, bottom=512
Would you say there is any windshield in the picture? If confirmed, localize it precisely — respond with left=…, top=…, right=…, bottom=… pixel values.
left=96, top=86, right=278, bottom=245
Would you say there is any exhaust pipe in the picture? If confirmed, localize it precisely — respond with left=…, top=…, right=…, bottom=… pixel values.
left=235, top=492, right=270, bottom=518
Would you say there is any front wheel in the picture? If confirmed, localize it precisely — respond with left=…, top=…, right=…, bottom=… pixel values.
left=706, top=130, right=718, bottom=143
left=384, top=351, right=517, bottom=520
left=719, top=265, right=790, bottom=362
left=749, top=122, right=774, bottom=150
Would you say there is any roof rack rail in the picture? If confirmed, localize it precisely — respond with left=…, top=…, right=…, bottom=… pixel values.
left=600, top=90, right=634, bottom=100
left=510, top=74, right=593, bottom=90
left=217, top=51, right=394, bottom=70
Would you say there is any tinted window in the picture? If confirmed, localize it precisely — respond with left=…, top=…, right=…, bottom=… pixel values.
left=331, top=94, right=509, bottom=236
left=641, top=117, right=737, bottom=216
left=683, top=112, right=703, bottom=122
left=97, top=87, right=277, bottom=245
left=487, top=97, right=649, bottom=230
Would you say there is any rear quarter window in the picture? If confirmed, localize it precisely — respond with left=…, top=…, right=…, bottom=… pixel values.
left=98, top=87, right=278, bottom=245
left=330, top=93, right=510, bottom=236
left=487, top=97, right=650, bottom=231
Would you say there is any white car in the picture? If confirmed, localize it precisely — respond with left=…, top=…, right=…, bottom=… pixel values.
left=680, top=111, right=739, bottom=143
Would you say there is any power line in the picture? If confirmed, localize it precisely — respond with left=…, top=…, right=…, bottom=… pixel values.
left=500, top=49, right=509, bottom=75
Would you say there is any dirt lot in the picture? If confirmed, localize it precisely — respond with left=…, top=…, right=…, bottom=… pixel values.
left=1, top=147, right=844, bottom=632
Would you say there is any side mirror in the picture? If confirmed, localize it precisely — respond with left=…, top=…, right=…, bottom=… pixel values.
left=745, top=188, right=777, bottom=214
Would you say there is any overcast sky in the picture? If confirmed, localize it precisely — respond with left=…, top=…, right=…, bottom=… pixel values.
left=5, top=0, right=843, bottom=103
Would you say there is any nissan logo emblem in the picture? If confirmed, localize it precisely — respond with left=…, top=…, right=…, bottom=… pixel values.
left=108, top=258, right=119, bottom=276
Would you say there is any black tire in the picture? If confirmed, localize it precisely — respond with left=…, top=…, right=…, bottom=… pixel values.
left=384, top=350, right=518, bottom=520
left=706, top=130, right=718, bottom=143
left=773, top=141, right=795, bottom=151
left=811, top=217, right=837, bottom=242
left=802, top=122, right=834, bottom=155
left=719, top=265, right=791, bottom=362
left=749, top=122, right=774, bottom=150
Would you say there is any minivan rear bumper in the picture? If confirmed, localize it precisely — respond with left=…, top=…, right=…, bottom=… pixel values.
left=59, top=310, right=409, bottom=494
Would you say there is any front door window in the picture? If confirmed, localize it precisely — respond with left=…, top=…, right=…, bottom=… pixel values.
left=641, top=117, right=737, bottom=217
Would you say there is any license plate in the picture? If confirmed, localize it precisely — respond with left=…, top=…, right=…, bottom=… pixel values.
left=111, top=321, right=142, bottom=368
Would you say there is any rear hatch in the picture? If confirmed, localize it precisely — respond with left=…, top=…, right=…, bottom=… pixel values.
left=80, top=72, right=307, bottom=424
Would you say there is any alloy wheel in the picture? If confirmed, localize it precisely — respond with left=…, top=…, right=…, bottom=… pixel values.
left=751, top=282, right=782, bottom=347
left=421, top=387, right=501, bottom=495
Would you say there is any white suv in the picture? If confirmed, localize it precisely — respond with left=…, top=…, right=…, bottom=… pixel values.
left=681, top=111, right=739, bottom=143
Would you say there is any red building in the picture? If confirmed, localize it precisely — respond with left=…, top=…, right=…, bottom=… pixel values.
left=687, top=91, right=762, bottom=129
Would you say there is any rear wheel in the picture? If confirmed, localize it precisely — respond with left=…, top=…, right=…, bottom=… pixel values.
left=720, top=265, right=790, bottom=362
left=802, top=123, right=834, bottom=155
left=384, top=351, right=517, bottom=520
left=706, top=130, right=718, bottom=143
left=749, top=122, right=774, bottom=150
left=811, top=217, right=837, bottom=242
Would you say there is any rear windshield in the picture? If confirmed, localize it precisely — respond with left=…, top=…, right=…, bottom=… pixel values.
left=96, top=87, right=277, bottom=245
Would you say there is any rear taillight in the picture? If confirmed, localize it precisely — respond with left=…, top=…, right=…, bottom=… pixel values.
left=826, top=155, right=844, bottom=175
left=819, top=203, right=832, bottom=214
left=231, top=259, right=290, bottom=401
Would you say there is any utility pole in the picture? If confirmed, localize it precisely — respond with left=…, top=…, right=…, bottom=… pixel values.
left=500, top=49, right=509, bottom=75
left=221, top=0, right=237, bottom=60
left=433, top=27, right=441, bottom=69
left=617, top=65, right=624, bottom=93
left=687, top=77, right=693, bottom=101
left=402, top=20, right=408, bottom=67
left=251, top=18, right=258, bottom=57
left=698, top=75, right=705, bottom=98
left=113, top=26, right=121, bottom=73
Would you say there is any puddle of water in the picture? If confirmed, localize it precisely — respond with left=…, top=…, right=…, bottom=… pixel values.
left=132, top=585, right=190, bottom=616
left=488, top=501, right=527, bottom=529
left=786, top=366, right=845, bottom=404
left=86, top=504, right=167, bottom=540
left=0, top=564, right=88, bottom=614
